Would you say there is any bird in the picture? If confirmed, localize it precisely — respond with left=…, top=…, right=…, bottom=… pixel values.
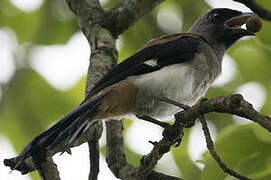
left=12, top=8, right=259, bottom=170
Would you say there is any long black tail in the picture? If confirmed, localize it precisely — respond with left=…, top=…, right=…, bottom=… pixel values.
left=12, top=94, right=105, bottom=170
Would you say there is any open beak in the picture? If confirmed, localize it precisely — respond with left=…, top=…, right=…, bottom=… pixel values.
left=224, top=12, right=256, bottom=35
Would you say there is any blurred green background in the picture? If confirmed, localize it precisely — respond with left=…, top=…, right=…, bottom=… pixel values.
left=1, top=0, right=271, bottom=179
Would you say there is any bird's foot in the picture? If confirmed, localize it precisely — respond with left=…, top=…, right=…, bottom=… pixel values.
left=159, top=96, right=195, bottom=128
left=174, top=110, right=196, bottom=128
left=136, top=114, right=171, bottom=129
left=159, top=97, right=190, bottom=110
left=136, top=114, right=183, bottom=146
left=161, top=123, right=184, bottom=147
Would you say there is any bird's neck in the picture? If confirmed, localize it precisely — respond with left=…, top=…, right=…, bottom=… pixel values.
left=198, top=35, right=226, bottom=63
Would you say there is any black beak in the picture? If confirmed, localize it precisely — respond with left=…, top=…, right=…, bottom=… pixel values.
left=224, top=12, right=257, bottom=36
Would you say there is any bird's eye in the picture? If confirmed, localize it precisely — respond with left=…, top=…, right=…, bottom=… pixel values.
left=208, top=13, right=220, bottom=20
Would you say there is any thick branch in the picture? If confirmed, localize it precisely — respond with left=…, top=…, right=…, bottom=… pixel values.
left=66, top=1, right=117, bottom=180
left=106, top=120, right=142, bottom=180
left=65, top=0, right=105, bottom=34
left=103, top=0, right=164, bottom=37
left=32, top=150, right=61, bottom=180
left=233, top=0, right=271, bottom=20
left=88, top=128, right=102, bottom=180
left=174, top=94, right=271, bottom=132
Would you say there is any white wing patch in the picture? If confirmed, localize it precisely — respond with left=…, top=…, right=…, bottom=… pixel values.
left=144, top=59, right=158, bottom=67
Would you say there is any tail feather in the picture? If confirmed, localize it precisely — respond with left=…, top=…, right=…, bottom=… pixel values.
left=48, top=112, right=88, bottom=149
left=54, top=102, right=99, bottom=154
left=12, top=94, right=105, bottom=170
left=61, top=119, right=95, bottom=155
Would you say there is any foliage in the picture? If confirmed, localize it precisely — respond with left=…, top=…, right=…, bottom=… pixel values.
left=0, top=0, right=271, bottom=179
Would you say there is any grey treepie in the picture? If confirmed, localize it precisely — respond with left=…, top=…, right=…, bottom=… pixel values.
left=12, top=8, right=260, bottom=170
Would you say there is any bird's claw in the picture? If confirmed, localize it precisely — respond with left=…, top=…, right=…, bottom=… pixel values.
left=136, top=114, right=171, bottom=129
left=174, top=108, right=196, bottom=128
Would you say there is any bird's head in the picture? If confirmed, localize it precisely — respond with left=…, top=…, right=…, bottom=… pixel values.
left=189, top=8, right=260, bottom=52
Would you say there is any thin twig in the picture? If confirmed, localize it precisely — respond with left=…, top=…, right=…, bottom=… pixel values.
left=199, top=115, right=252, bottom=180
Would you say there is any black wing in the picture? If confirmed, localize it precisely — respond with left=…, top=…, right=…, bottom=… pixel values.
left=88, top=33, right=204, bottom=97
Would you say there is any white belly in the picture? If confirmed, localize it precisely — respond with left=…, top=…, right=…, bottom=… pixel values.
left=130, top=63, right=208, bottom=120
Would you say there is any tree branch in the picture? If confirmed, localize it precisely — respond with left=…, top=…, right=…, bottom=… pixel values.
left=66, top=1, right=117, bottom=180
left=32, top=150, right=61, bottom=180
left=146, top=172, right=183, bottom=180
left=199, top=115, right=251, bottom=180
left=5, top=93, right=271, bottom=180
left=102, top=0, right=164, bottom=37
left=126, top=94, right=271, bottom=179
left=138, top=124, right=184, bottom=178
left=105, top=120, right=183, bottom=180
left=88, top=130, right=102, bottom=180
left=105, top=120, right=138, bottom=179
left=233, top=0, right=271, bottom=20
left=174, top=94, right=271, bottom=132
